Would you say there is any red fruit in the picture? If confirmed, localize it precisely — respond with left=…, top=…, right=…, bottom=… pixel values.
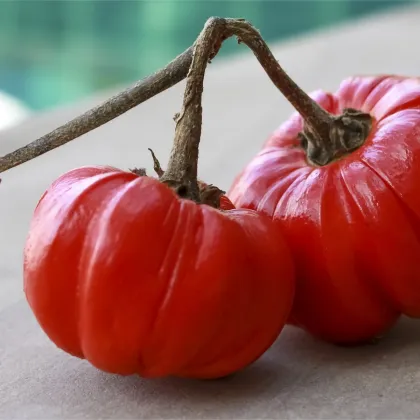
left=24, top=166, right=294, bottom=379
left=22, top=18, right=299, bottom=379
left=229, top=75, right=420, bottom=345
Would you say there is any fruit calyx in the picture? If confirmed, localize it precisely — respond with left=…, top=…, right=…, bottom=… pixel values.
left=147, top=148, right=226, bottom=209
left=298, top=107, right=373, bottom=166
left=130, top=147, right=226, bottom=209
left=264, top=63, right=373, bottom=166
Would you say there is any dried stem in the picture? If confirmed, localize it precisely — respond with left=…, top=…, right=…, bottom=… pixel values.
left=0, top=47, right=193, bottom=174
left=218, top=19, right=371, bottom=166
left=0, top=16, right=371, bottom=177
left=159, top=18, right=227, bottom=202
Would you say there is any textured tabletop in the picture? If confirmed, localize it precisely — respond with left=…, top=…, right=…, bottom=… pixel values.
left=1, top=6, right=420, bottom=419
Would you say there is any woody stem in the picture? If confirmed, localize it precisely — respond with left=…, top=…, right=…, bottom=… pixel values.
left=160, top=17, right=373, bottom=187
left=159, top=18, right=227, bottom=201
left=218, top=19, right=372, bottom=166
left=0, top=16, right=372, bottom=177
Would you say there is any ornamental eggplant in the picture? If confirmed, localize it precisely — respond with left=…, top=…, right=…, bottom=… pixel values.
left=229, top=74, right=420, bottom=345
left=23, top=22, right=295, bottom=379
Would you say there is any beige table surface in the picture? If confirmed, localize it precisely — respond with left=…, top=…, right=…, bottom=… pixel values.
left=2, top=6, right=420, bottom=419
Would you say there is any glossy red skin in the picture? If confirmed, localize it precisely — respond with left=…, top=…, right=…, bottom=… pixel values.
left=24, top=166, right=294, bottom=379
left=229, top=75, right=420, bottom=344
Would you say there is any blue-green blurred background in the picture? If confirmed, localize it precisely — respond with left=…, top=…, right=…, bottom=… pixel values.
left=0, top=0, right=414, bottom=111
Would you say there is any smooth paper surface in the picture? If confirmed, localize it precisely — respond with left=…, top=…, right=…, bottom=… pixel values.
left=1, top=6, right=420, bottom=419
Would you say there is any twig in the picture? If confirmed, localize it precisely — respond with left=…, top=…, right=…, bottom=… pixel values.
left=0, top=46, right=193, bottom=174
left=1, top=16, right=330, bottom=175
left=160, top=17, right=226, bottom=203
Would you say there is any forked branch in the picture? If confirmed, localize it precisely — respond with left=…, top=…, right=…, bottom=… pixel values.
left=0, top=17, right=330, bottom=174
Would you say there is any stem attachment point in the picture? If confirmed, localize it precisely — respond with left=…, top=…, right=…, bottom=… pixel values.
left=299, top=108, right=373, bottom=166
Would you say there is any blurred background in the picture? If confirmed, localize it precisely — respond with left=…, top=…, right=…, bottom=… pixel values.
left=0, top=0, right=416, bottom=122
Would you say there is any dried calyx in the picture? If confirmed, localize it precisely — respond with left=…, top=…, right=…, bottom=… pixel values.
left=273, top=75, right=373, bottom=166
left=298, top=108, right=372, bottom=166
left=131, top=149, right=226, bottom=209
